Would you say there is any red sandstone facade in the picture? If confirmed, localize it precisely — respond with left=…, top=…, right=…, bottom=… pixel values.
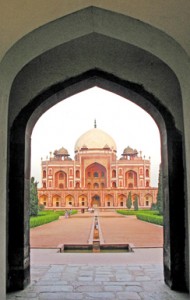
left=38, top=126, right=158, bottom=209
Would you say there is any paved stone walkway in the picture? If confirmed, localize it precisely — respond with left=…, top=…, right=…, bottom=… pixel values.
left=30, top=215, right=92, bottom=247
left=99, top=215, right=163, bottom=247
left=30, top=211, right=163, bottom=248
left=7, top=211, right=189, bottom=299
left=7, top=263, right=189, bottom=299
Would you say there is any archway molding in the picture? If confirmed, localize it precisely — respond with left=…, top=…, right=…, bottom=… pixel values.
left=6, top=7, right=188, bottom=293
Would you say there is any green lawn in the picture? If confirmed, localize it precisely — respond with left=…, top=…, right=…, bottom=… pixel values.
left=30, top=210, right=77, bottom=228
left=116, top=209, right=163, bottom=226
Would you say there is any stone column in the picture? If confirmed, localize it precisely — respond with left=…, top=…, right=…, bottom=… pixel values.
left=163, top=128, right=187, bottom=291
left=7, top=127, right=30, bottom=291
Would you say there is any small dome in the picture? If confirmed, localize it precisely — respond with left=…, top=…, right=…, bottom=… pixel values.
left=74, top=128, right=117, bottom=152
left=54, top=147, right=69, bottom=156
left=122, top=146, right=138, bottom=156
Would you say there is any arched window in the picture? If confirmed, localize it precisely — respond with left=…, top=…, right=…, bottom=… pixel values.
left=59, top=183, right=63, bottom=188
left=69, top=169, right=73, bottom=176
left=112, top=181, right=116, bottom=188
left=128, top=183, right=133, bottom=188
left=112, top=170, right=116, bottom=177
left=59, top=172, right=64, bottom=179
left=76, top=170, right=80, bottom=178
left=146, top=181, right=149, bottom=187
left=94, top=183, right=99, bottom=188
left=43, top=170, right=46, bottom=178
left=128, top=172, right=133, bottom=179
left=43, top=182, right=46, bottom=188
left=75, top=182, right=80, bottom=188
left=94, top=172, right=98, bottom=177
left=87, top=183, right=91, bottom=188
left=48, top=169, right=52, bottom=175
left=146, top=169, right=149, bottom=177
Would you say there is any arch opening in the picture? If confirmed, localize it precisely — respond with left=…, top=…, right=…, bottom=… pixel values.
left=6, top=7, right=187, bottom=293
left=7, top=72, right=186, bottom=292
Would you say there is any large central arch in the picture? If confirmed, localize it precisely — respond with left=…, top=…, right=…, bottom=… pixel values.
left=6, top=7, right=188, bottom=292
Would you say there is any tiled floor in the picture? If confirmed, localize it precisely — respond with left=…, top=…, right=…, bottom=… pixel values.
left=7, top=261, right=189, bottom=299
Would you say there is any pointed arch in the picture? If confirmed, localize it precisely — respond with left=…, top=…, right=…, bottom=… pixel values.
left=85, top=163, right=107, bottom=188
left=5, top=6, right=187, bottom=292
left=125, top=170, right=137, bottom=187
left=55, top=171, right=67, bottom=188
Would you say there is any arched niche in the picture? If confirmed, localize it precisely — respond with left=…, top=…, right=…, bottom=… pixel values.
left=6, top=7, right=187, bottom=293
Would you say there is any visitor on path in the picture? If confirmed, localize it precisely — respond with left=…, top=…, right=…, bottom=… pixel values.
left=68, top=209, right=72, bottom=217
left=65, top=210, right=69, bottom=218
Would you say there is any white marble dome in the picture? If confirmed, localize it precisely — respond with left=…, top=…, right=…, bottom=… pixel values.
left=74, top=128, right=117, bottom=152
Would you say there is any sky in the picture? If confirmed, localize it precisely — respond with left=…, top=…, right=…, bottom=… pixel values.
left=31, top=87, right=161, bottom=187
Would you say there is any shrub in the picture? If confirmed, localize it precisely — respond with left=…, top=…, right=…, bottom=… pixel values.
left=38, top=204, right=45, bottom=212
left=126, top=192, right=132, bottom=209
left=116, top=210, right=138, bottom=215
left=30, top=177, right=38, bottom=216
left=30, top=209, right=78, bottom=228
left=151, top=203, right=158, bottom=211
left=133, top=196, right=139, bottom=211
left=30, top=213, right=60, bottom=228
left=136, top=213, right=163, bottom=226
left=116, top=209, right=163, bottom=226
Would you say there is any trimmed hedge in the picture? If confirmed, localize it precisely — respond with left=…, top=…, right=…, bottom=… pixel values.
left=116, top=209, right=163, bottom=226
left=30, top=213, right=60, bottom=228
left=136, top=213, right=163, bottom=226
left=30, top=210, right=77, bottom=228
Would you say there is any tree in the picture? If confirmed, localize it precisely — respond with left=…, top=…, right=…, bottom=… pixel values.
left=157, top=164, right=163, bottom=215
left=126, top=191, right=132, bottom=209
left=151, top=203, right=158, bottom=211
left=133, top=195, right=139, bottom=211
left=30, top=177, right=39, bottom=216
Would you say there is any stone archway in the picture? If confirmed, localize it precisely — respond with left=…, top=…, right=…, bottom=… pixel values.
left=91, top=195, right=101, bottom=207
left=8, top=72, right=186, bottom=292
left=6, top=7, right=188, bottom=293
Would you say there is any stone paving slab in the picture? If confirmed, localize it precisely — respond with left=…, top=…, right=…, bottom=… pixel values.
left=7, top=263, right=189, bottom=299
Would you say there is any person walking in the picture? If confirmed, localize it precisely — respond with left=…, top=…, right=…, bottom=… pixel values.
left=65, top=210, right=69, bottom=218
left=68, top=209, right=72, bottom=217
